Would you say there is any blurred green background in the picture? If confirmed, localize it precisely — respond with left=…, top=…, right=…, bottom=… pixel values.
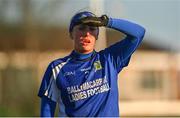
left=0, top=0, right=180, bottom=117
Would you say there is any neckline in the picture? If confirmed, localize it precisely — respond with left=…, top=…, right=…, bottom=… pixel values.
left=71, top=50, right=96, bottom=62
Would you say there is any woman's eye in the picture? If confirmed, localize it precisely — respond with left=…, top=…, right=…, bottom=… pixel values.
left=89, top=27, right=97, bottom=31
left=77, top=25, right=97, bottom=32
left=78, top=26, right=86, bottom=31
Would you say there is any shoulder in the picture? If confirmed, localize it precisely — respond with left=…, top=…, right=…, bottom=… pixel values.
left=48, top=55, right=71, bottom=69
left=50, top=55, right=71, bottom=68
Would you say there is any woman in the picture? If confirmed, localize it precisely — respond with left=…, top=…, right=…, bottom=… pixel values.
left=38, top=11, right=145, bottom=117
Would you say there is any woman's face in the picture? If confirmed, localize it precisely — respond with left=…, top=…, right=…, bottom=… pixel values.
left=70, top=24, right=99, bottom=54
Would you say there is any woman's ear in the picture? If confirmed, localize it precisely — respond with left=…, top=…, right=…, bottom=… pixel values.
left=69, top=32, right=73, bottom=40
left=96, top=28, right=99, bottom=40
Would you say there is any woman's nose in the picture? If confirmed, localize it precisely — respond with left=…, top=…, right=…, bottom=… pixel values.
left=83, top=30, right=91, bottom=36
left=86, top=32, right=90, bottom=36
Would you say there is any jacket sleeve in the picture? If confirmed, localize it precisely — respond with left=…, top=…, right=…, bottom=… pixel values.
left=40, top=96, right=56, bottom=117
left=103, top=18, right=146, bottom=73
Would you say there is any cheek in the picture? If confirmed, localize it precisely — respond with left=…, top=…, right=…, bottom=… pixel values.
left=71, top=29, right=81, bottom=38
left=75, top=32, right=83, bottom=39
left=92, top=31, right=99, bottom=39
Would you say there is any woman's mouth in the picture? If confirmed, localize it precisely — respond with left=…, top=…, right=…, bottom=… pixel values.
left=80, top=38, right=91, bottom=45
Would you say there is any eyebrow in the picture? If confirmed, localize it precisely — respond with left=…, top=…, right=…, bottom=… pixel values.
left=78, top=24, right=98, bottom=28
